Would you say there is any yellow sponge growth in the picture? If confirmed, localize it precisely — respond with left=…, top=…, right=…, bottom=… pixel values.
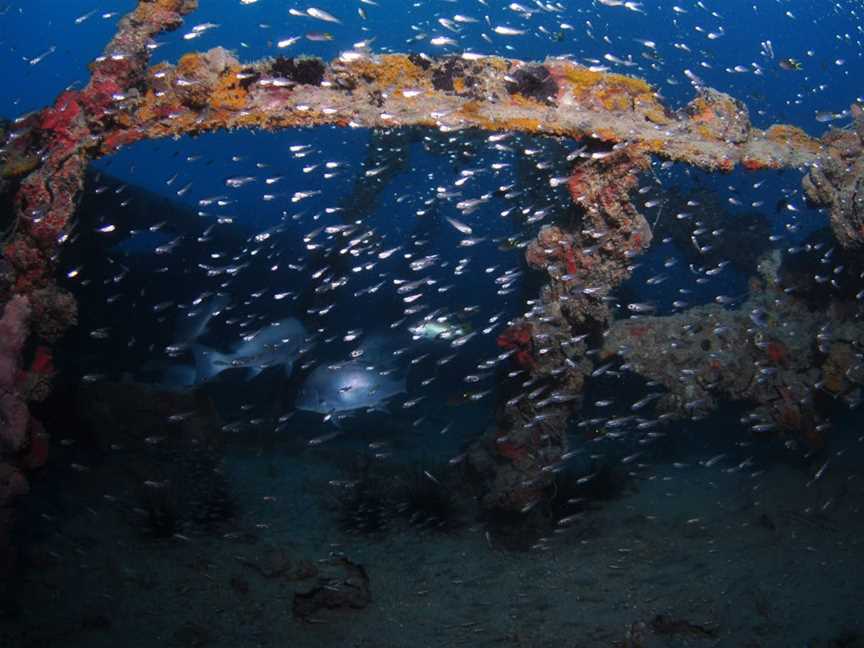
left=210, top=66, right=249, bottom=111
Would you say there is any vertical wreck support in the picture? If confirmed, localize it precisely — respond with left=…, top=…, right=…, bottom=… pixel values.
left=0, top=0, right=199, bottom=578
left=468, top=149, right=652, bottom=512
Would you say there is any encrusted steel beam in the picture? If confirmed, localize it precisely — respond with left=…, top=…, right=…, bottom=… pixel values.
left=469, top=149, right=653, bottom=512
left=101, top=49, right=823, bottom=171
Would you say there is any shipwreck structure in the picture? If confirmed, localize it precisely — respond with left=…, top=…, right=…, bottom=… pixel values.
left=2, top=0, right=864, bottom=566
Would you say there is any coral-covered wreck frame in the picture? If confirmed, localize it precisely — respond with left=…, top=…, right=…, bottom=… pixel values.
left=2, top=0, right=864, bottom=544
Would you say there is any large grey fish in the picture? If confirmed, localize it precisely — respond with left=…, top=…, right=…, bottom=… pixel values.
left=139, top=293, right=230, bottom=389
left=296, top=361, right=406, bottom=415
left=192, top=317, right=307, bottom=382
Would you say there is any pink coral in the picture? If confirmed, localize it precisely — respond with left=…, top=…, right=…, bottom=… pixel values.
left=39, top=91, right=83, bottom=146
left=497, top=323, right=536, bottom=369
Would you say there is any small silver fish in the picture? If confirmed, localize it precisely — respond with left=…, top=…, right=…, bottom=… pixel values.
left=445, top=216, right=473, bottom=235
left=306, top=7, right=341, bottom=24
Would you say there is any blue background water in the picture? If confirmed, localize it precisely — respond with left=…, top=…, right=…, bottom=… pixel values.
left=3, top=0, right=862, bottom=126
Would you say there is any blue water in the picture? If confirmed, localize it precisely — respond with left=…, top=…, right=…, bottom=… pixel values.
left=3, top=0, right=862, bottom=128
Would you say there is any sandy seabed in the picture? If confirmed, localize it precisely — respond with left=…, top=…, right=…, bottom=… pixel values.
left=3, top=425, right=863, bottom=648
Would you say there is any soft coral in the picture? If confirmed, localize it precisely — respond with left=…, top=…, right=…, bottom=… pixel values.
left=497, top=323, right=536, bottom=369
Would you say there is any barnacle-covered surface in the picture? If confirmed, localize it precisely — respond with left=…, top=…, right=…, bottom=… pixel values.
left=468, top=149, right=654, bottom=511
left=803, top=104, right=864, bottom=249
left=105, top=50, right=826, bottom=172
left=602, top=286, right=863, bottom=448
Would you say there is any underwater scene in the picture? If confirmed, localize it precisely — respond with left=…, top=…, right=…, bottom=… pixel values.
left=2, top=0, right=864, bottom=646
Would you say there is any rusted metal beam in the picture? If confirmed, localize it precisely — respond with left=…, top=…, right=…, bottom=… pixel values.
left=103, top=49, right=823, bottom=172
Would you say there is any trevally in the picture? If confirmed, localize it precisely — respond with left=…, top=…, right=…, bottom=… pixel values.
left=192, top=317, right=307, bottom=383
left=296, top=362, right=406, bottom=416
